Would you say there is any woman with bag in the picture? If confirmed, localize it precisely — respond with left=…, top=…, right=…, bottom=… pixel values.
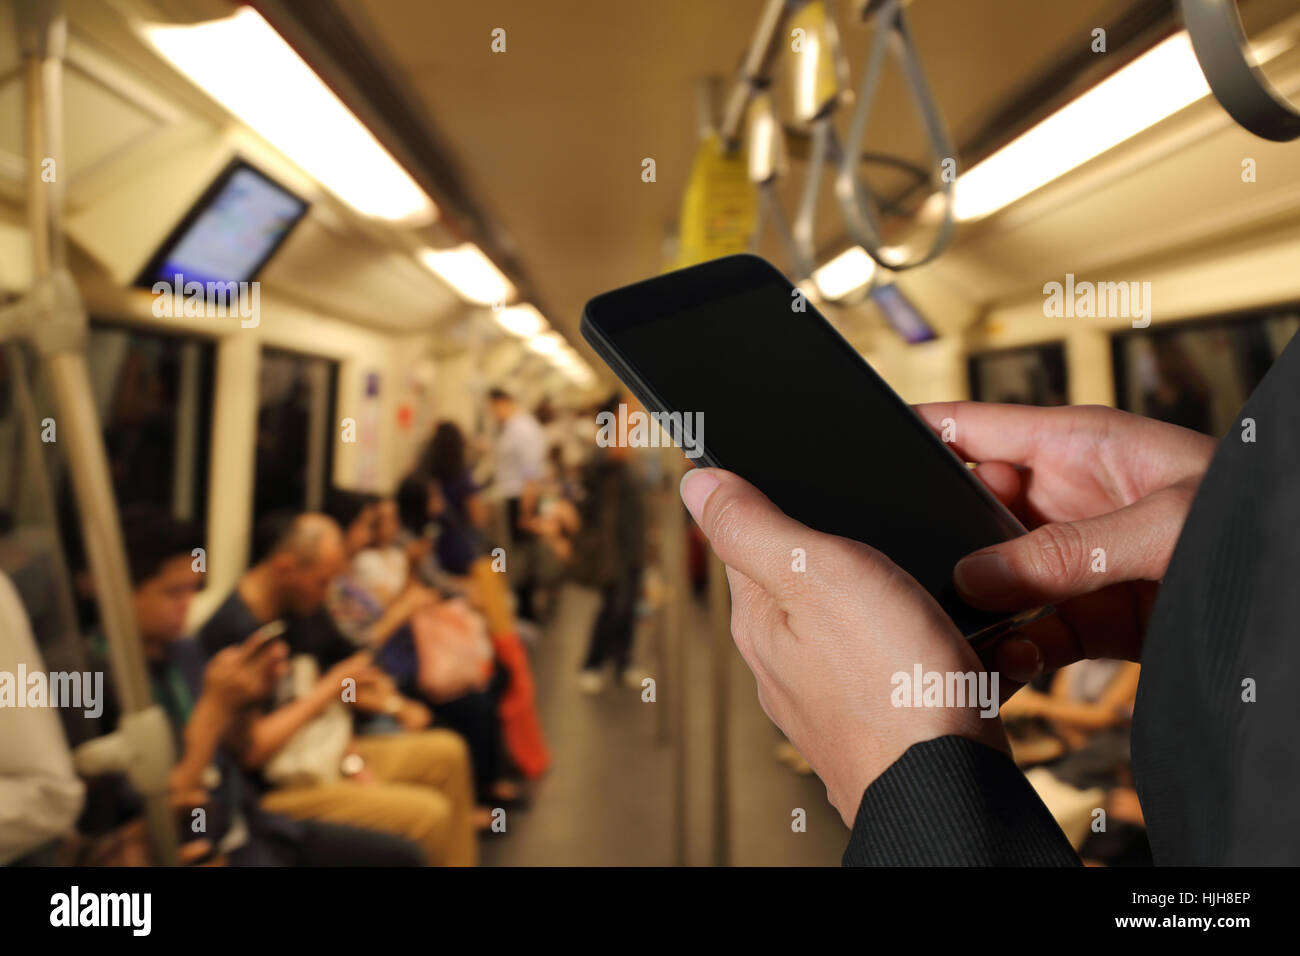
left=412, top=422, right=551, bottom=782
left=323, top=488, right=517, bottom=812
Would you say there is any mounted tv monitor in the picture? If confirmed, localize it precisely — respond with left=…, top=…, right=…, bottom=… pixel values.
left=870, top=282, right=936, bottom=344
left=134, top=159, right=309, bottom=288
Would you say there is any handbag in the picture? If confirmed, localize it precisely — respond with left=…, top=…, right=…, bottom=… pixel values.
left=263, top=655, right=352, bottom=788
left=412, top=598, right=493, bottom=703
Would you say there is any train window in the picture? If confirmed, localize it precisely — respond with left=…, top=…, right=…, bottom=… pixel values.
left=86, top=322, right=215, bottom=532
left=968, top=342, right=1068, bottom=406
left=253, top=348, right=338, bottom=521
left=1111, top=310, right=1300, bottom=436
left=21, top=321, right=219, bottom=640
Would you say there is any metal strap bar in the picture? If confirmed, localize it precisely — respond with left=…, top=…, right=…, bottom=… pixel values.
left=834, top=0, right=956, bottom=269
left=1180, top=0, right=1300, bottom=142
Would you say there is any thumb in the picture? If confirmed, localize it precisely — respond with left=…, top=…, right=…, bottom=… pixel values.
left=953, top=485, right=1193, bottom=608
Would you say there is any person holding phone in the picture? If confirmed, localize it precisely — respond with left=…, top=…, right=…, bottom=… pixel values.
left=197, top=510, right=479, bottom=865
left=83, top=507, right=428, bottom=866
left=681, top=352, right=1299, bottom=864
left=586, top=254, right=1300, bottom=864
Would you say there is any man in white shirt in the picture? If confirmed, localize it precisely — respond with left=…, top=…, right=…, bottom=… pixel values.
left=488, top=388, right=546, bottom=620
left=0, top=571, right=84, bottom=863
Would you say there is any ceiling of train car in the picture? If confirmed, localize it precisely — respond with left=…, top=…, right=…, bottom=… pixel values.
left=334, top=0, right=1146, bottom=346
left=0, top=0, right=470, bottom=334
left=5, top=0, right=1297, bottom=355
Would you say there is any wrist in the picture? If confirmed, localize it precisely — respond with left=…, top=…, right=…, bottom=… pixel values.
left=194, top=690, right=237, bottom=727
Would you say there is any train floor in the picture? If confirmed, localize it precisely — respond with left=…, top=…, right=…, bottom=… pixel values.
left=479, top=581, right=848, bottom=866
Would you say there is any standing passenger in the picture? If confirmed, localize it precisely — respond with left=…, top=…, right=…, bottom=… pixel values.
left=572, top=395, right=647, bottom=694
left=487, top=388, right=546, bottom=622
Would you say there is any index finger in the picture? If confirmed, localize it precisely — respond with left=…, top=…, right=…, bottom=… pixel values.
left=913, top=401, right=1054, bottom=466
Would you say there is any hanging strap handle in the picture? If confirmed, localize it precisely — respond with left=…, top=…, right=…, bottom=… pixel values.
left=1180, top=0, right=1300, bottom=143
left=835, top=0, right=956, bottom=270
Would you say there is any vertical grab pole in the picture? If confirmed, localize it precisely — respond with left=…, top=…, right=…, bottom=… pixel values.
left=17, top=0, right=178, bottom=864
left=652, top=472, right=671, bottom=748
left=659, top=448, right=690, bottom=865
left=707, top=552, right=732, bottom=866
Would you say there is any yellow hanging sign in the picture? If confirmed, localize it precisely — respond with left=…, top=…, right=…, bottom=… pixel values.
left=673, top=133, right=758, bottom=270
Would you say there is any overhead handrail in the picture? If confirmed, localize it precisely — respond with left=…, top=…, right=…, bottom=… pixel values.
left=725, top=0, right=958, bottom=279
left=1180, top=0, right=1300, bottom=142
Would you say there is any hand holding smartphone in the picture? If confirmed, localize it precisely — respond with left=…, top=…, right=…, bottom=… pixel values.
left=246, top=620, right=287, bottom=657
left=581, top=253, right=1049, bottom=644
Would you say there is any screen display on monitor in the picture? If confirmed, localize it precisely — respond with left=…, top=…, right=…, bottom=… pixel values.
left=135, top=159, right=309, bottom=288
left=870, top=282, right=936, bottom=344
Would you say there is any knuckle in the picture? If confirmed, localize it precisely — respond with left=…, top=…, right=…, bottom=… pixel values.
left=1032, top=522, right=1088, bottom=584
left=702, top=489, right=763, bottom=556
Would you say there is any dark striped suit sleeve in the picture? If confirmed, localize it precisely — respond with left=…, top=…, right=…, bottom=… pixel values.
left=842, top=735, right=1081, bottom=866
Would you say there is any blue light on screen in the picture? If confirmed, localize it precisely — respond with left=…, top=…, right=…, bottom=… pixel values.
left=152, top=167, right=306, bottom=285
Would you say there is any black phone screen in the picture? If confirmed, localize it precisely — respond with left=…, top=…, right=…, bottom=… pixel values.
left=584, top=254, right=1027, bottom=638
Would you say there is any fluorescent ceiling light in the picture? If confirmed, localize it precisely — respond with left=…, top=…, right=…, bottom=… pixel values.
left=527, top=332, right=566, bottom=357
left=795, top=279, right=822, bottom=305
left=494, top=304, right=548, bottom=338
left=953, top=30, right=1285, bottom=221
left=554, top=350, right=596, bottom=385
left=795, top=32, right=824, bottom=122
left=813, top=246, right=876, bottom=300
left=553, top=347, right=587, bottom=371
left=563, top=364, right=596, bottom=387
left=142, top=8, right=436, bottom=222
left=419, top=244, right=514, bottom=305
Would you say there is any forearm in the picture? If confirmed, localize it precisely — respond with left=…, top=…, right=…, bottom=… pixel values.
left=238, top=683, right=335, bottom=769
left=363, top=598, right=415, bottom=647
left=394, top=697, right=431, bottom=730
left=170, top=694, right=233, bottom=791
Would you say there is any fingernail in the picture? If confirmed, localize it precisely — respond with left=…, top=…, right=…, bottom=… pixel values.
left=1002, top=638, right=1043, bottom=683
left=954, top=549, right=1015, bottom=600
left=680, top=469, right=720, bottom=525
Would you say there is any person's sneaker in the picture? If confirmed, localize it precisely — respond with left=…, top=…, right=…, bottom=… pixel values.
left=774, top=741, right=814, bottom=775
left=619, top=667, right=651, bottom=690
left=577, top=669, right=607, bottom=695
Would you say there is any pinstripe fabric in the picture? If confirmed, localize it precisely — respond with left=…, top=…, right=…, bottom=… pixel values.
left=842, top=735, right=1080, bottom=866
left=1133, top=332, right=1300, bottom=865
left=843, top=331, right=1300, bottom=866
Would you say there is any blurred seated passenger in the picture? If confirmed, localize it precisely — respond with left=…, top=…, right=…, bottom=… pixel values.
left=196, top=511, right=477, bottom=864
left=1003, top=659, right=1147, bottom=864
left=81, top=508, right=425, bottom=866
left=351, top=497, right=410, bottom=604
left=325, top=489, right=527, bottom=808
left=1001, top=659, right=1140, bottom=763
left=323, top=491, right=439, bottom=652
left=417, top=424, right=551, bottom=781
left=0, top=571, right=84, bottom=865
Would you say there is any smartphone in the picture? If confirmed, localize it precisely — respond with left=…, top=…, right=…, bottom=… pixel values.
left=247, top=620, right=287, bottom=656
left=580, top=253, right=1049, bottom=645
